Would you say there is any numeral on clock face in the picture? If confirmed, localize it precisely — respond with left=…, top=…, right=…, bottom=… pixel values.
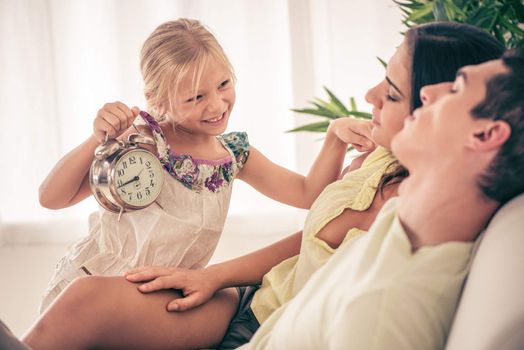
left=114, top=149, right=164, bottom=207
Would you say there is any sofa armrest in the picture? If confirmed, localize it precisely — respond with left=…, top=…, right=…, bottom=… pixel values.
left=446, top=194, right=524, bottom=350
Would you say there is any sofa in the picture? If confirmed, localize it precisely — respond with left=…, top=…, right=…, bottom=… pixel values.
left=445, top=193, right=524, bottom=349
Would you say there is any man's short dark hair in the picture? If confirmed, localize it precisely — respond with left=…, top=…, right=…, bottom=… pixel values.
left=472, top=47, right=524, bottom=204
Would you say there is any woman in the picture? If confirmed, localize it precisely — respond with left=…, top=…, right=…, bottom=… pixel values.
left=23, top=22, right=504, bottom=350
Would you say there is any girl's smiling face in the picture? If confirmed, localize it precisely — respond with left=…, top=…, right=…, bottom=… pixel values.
left=168, top=56, right=236, bottom=137
left=365, top=40, right=411, bottom=149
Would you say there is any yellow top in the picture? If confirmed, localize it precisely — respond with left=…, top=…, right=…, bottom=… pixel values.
left=251, top=146, right=397, bottom=324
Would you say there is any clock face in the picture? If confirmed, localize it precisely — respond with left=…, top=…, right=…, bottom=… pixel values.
left=112, top=149, right=164, bottom=207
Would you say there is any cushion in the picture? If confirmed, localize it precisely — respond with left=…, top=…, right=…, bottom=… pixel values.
left=0, top=320, right=30, bottom=350
left=445, top=193, right=524, bottom=350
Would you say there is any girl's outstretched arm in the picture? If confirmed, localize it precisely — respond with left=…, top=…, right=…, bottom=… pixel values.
left=125, top=230, right=303, bottom=312
left=238, top=118, right=374, bottom=209
left=38, top=135, right=100, bottom=209
left=39, top=102, right=139, bottom=209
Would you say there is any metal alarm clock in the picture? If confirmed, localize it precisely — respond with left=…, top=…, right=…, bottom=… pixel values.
left=89, top=133, right=165, bottom=217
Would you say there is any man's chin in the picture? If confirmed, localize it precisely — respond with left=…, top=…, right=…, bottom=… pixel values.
left=390, top=134, right=403, bottom=158
left=397, top=174, right=411, bottom=196
left=390, top=134, right=415, bottom=172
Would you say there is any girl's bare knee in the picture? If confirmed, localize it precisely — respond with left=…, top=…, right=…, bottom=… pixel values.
left=24, top=276, right=118, bottom=349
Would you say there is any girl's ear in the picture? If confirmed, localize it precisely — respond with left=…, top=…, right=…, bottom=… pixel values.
left=144, top=92, right=162, bottom=109
left=467, top=120, right=511, bottom=151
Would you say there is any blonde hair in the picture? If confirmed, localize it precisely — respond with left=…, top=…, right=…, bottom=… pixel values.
left=140, top=18, right=235, bottom=120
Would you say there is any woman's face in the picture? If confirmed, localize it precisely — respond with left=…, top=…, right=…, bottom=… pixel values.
left=365, top=41, right=411, bottom=149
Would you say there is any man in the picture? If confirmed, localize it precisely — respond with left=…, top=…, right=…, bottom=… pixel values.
left=240, top=48, right=524, bottom=349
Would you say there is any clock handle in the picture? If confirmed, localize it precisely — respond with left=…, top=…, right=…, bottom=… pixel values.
left=117, top=206, right=124, bottom=222
left=93, top=134, right=123, bottom=160
left=127, top=120, right=156, bottom=146
left=128, top=133, right=155, bottom=146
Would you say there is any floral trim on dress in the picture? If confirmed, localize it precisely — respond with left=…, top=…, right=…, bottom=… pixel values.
left=138, top=111, right=250, bottom=193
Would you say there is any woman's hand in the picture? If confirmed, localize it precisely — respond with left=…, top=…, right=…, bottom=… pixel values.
left=328, top=117, right=376, bottom=153
left=124, top=266, right=222, bottom=312
left=93, top=102, right=140, bottom=142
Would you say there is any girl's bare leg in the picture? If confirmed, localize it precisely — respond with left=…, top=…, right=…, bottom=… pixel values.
left=23, top=276, right=239, bottom=350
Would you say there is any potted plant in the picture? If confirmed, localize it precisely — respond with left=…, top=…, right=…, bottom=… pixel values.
left=289, top=0, right=524, bottom=137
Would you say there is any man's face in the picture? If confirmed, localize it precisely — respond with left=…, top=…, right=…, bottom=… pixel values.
left=391, top=59, right=508, bottom=170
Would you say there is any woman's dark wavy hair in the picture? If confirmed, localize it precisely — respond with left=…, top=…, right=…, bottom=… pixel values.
left=472, top=47, right=524, bottom=204
left=379, top=21, right=505, bottom=192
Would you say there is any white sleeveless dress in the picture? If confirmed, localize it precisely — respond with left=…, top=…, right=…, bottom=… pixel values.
left=40, top=113, right=250, bottom=312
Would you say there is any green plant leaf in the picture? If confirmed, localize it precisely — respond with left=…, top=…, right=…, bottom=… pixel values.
left=323, top=86, right=351, bottom=115
left=290, top=108, right=337, bottom=119
left=406, top=2, right=434, bottom=23
left=346, top=111, right=372, bottom=119
left=465, top=6, right=494, bottom=28
left=393, top=0, right=427, bottom=10
left=441, top=0, right=467, bottom=21
left=310, top=101, right=340, bottom=118
left=350, top=97, right=357, bottom=112
left=499, top=15, right=524, bottom=36
left=509, top=0, right=524, bottom=22
left=376, top=56, right=387, bottom=68
left=451, top=0, right=470, bottom=11
left=396, top=0, right=523, bottom=48
left=313, top=98, right=346, bottom=117
left=286, top=120, right=330, bottom=133
left=433, top=1, right=450, bottom=21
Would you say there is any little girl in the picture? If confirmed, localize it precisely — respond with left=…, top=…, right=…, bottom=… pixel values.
left=38, top=18, right=366, bottom=312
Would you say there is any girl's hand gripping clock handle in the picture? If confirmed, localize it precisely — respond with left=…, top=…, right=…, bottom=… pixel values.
left=93, top=102, right=140, bottom=143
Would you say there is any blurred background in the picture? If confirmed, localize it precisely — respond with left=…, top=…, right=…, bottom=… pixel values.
left=0, top=0, right=403, bottom=336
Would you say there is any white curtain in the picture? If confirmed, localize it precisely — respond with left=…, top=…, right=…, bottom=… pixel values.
left=0, top=0, right=402, bottom=240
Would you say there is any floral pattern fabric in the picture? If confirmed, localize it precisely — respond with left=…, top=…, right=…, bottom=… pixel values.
left=138, top=111, right=249, bottom=193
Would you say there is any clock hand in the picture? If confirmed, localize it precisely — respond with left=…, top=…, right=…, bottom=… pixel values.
left=117, top=175, right=140, bottom=189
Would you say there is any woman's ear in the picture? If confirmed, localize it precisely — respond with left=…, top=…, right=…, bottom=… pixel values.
left=467, top=120, right=511, bottom=151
